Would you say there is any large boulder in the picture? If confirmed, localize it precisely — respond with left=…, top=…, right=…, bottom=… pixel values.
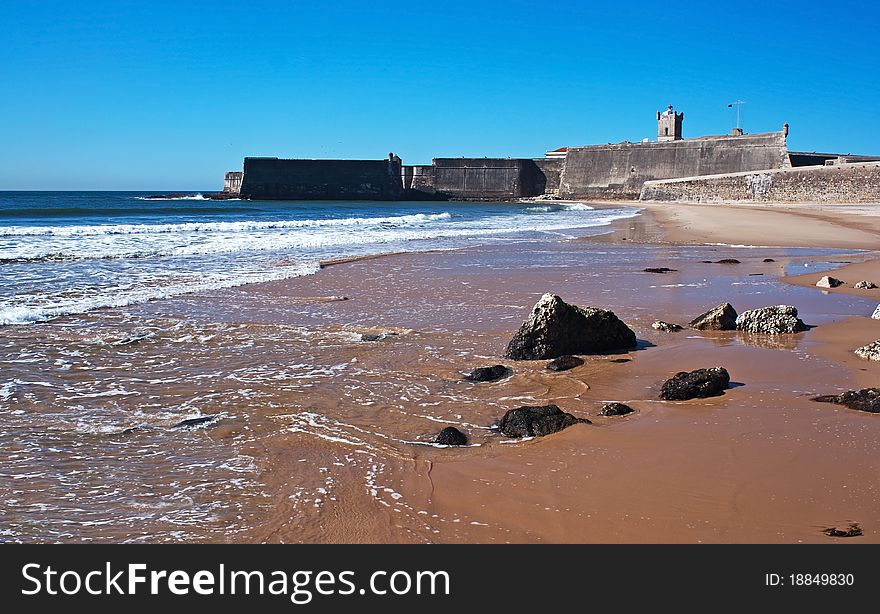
left=660, top=367, right=730, bottom=400
left=689, top=303, right=737, bottom=331
left=854, top=340, right=880, bottom=361
left=433, top=426, right=468, bottom=445
left=735, top=305, right=807, bottom=334
left=504, top=294, right=637, bottom=360
left=816, top=276, right=844, bottom=288
left=812, top=388, right=880, bottom=413
left=496, top=404, right=589, bottom=438
left=464, top=365, right=511, bottom=382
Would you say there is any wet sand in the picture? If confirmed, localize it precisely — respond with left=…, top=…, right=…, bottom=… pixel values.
left=220, top=202, right=880, bottom=544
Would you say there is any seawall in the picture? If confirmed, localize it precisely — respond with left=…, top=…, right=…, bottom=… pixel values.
left=639, top=161, right=880, bottom=204
left=239, top=157, right=404, bottom=200
left=559, top=131, right=788, bottom=200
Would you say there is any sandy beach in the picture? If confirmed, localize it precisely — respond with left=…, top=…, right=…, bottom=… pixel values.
left=191, top=200, right=880, bottom=544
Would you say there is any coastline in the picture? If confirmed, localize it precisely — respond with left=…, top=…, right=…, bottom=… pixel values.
left=222, top=200, right=880, bottom=544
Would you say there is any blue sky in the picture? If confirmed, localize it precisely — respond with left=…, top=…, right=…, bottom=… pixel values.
left=2, top=0, right=878, bottom=190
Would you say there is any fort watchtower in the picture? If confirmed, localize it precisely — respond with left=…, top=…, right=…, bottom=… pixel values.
left=657, top=104, right=683, bottom=141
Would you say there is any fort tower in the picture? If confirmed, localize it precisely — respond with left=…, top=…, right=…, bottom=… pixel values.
left=657, top=104, right=684, bottom=142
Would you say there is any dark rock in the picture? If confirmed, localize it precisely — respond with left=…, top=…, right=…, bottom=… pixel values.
left=763, top=258, right=776, bottom=262
left=546, top=355, right=584, bottom=371
left=464, top=365, right=511, bottom=382
left=816, top=276, right=844, bottom=288
left=496, top=404, right=589, bottom=438
left=433, top=426, right=468, bottom=446
left=715, top=259, right=741, bottom=264
left=360, top=333, right=398, bottom=342
left=652, top=320, right=683, bottom=332
left=660, top=367, right=730, bottom=401
left=609, top=358, right=631, bottom=363
left=689, top=303, right=738, bottom=331
left=599, top=402, right=634, bottom=416
left=141, top=193, right=200, bottom=200
left=643, top=267, right=677, bottom=274
left=824, top=524, right=863, bottom=538
left=735, top=305, right=807, bottom=334
left=504, top=293, right=637, bottom=360
left=172, top=416, right=217, bottom=429
left=812, top=388, right=880, bottom=413
left=854, top=280, right=877, bottom=289
left=748, top=273, right=764, bottom=276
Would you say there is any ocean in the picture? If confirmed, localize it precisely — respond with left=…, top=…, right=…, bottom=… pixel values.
left=0, top=192, right=638, bottom=326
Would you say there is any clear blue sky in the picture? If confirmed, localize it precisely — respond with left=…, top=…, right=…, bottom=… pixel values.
left=2, top=0, right=878, bottom=190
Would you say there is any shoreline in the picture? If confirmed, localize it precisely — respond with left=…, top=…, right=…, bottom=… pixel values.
left=226, top=200, right=880, bottom=544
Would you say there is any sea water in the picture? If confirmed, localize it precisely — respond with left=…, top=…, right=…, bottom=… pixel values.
left=0, top=192, right=639, bottom=325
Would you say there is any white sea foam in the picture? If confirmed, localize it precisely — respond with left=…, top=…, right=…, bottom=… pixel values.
left=0, top=212, right=454, bottom=237
left=0, top=262, right=320, bottom=325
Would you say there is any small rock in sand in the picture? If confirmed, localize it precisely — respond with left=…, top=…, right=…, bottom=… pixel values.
left=643, top=267, right=677, bottom=274
left=496, top=404, right=589, bottom=438
left=660, top=367, right=730, bottom=401
left=812, top=388, right=880, bottom=413
left=652, top=320, right=683, bottom=332
left=715, top=258, right=741, bottom=264
left=854, top=280, right=877, bottom=289
left=360, top=333, right=398, bottom=342
left=599, top=402, right=634, bottom=416
left=464, top=365, right=511, bottom=382
left=763, top=258, right=776, bottom=262
left=433, top=426, right=468, bottom=446
left=689, top=303, right=738, bottom=331
left=823, top=524, right=863, bottom=538
left=172, top=416, right=217, bottom=429
left=546, top=355, right=584, bottom=371
left=816, top=276, right=844, bottom=288
left=854, top=341, right=880, bottom=362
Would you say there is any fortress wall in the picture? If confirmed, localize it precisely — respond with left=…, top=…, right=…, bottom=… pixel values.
left=532, top=158, right=564, bottom=194
left=431, top=158, right=530, bottom=199
left=239, top=158, right=404, bottom=200
left=559, top=132, right=788, bottom=200
left=639, top=161, right=880, bottom=204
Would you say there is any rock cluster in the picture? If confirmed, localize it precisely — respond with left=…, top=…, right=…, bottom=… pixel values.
left=854, top=280, right=877, bottom=289
left=660, top=367, right=730, bottom=400
left=496, top=404, right=589, bottom=438
left=689, top=303, right=737, bottom=331
left=812, top=388, right=880, bottom=413
left=735, top=305, right=807, bottom=334
left=504, top=294, right=637, bottom=360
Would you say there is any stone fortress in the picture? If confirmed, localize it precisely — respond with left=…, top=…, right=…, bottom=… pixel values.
left=221, top=106, right=880, bottom=204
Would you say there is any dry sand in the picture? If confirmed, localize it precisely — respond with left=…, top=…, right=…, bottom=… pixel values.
left=235, top=201, right=880, bottom=544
